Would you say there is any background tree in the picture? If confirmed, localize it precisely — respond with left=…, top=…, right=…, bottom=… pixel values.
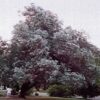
left=0, top=38, right=11, bottom=87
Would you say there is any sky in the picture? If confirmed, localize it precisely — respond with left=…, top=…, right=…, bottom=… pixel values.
left=0, top=0, right=100, bottom=48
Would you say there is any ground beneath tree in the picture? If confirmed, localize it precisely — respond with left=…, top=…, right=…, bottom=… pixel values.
left=0, top=96, right=24, bottom=100
left=0, top=95, right=100, bottom=100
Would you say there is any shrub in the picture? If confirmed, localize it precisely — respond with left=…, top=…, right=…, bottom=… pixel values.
left=77, top=84, right=100, bottom=98
left=0, top=90, right=6, bottom=97
left=47, top=84, right=73, bottom=97
left=26, top=87, right=34, bottom=96
left=35, top=92, right=39, bottom=96
left=0, top=93, right=4, bottom=97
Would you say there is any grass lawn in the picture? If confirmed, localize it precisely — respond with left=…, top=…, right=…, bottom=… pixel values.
left=26, top=96, right=85, bottom=100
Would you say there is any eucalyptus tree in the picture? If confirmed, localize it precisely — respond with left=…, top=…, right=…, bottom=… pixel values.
left=10, top=4, right=100, bottom=91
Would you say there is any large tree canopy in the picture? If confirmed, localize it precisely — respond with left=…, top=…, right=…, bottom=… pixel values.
left=0, top=4, right=100, bottom=90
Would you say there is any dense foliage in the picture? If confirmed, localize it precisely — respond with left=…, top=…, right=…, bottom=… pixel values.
left=48, top=84, right=73, bottom=97
left=0, top=4, right=100, bottom=98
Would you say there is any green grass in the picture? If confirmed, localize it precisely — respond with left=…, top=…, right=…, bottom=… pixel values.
left=26, top=96, right=85, bottom=100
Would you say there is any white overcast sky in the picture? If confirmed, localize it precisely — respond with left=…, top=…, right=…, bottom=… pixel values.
left=0, top=0, right=100, bottom=48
